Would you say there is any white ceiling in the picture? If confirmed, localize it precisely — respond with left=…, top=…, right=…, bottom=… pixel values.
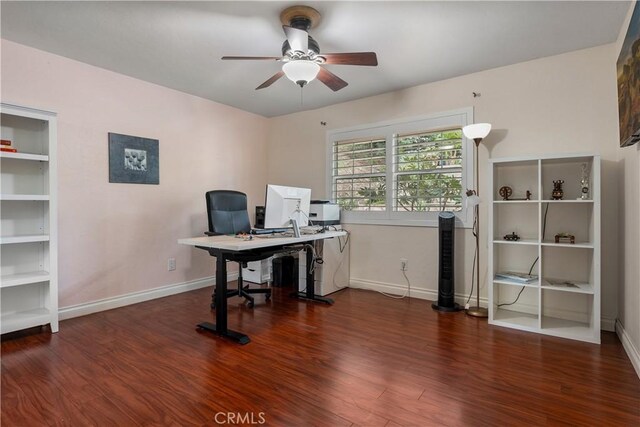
left=0, top=1, right=630, bottom=117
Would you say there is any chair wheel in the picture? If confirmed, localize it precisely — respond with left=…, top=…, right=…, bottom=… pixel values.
left=247, top=301, right=254, bottom=308
left=265, top=294, right=271, bottom=301
left=210, top=302, right=215, bottom=310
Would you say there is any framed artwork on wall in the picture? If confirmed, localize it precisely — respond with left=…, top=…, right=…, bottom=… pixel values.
left=617, top=2, right=640, bottom=147
left=108, top=132, right=159, bottom=184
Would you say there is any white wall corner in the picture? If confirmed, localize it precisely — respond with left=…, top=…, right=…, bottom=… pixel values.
left=58, top=272, right=238, bottom=321
left=601, top=317, right=616, bottom=332
left=615, top=319, right=640, bottom=379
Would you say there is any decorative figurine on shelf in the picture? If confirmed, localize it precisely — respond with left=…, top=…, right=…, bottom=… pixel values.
left=554, top=233, right=575, bottom=244
left=498, top=186, right=532, bottom=201
left=579, top=163, right=590, bottom=200
left=503, top=232, right=521, bottom=241
left=499, top=186, right=513, bottom=200
left=552, top=180, right=565, bottom=200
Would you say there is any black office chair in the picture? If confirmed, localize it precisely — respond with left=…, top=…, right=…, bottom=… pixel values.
left=205, top=190, right=272, bottom=308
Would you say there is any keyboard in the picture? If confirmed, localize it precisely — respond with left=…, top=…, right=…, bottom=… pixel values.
left=300, top=225, right=323, bottom=234
left=250, top=228, right=290, bottom=235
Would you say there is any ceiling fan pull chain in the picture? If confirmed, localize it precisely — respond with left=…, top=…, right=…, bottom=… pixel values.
left=300, top=86, right=304, bottom=107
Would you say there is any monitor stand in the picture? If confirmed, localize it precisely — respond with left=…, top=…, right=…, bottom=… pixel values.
left=290, top=219, right=301, bottom=237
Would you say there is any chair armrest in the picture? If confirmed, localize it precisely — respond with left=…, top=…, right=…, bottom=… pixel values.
left=204, top=231, right=221, bottom=236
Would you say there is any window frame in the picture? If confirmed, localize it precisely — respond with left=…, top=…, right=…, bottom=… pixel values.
left=325, top=108, right=475, bottom=228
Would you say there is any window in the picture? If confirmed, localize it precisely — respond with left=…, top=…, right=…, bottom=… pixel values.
left=333, top=137, right=387, bottom=211
left=326, top=108, right=474, bottom=227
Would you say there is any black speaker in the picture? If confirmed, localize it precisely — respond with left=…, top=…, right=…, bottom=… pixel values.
left=432, top=212, right=461, bottom=312
left=255, top=206, right=265, bottom=229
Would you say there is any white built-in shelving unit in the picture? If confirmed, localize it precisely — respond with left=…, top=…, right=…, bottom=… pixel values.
left=488, top=153, right=600, bottom=344
left=1, top=103, right=58, bottom=334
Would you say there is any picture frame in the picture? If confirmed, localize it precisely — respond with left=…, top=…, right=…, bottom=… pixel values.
left=108, top=132, right=159, bottom=184
left=617, top=2, right=640, bottom=147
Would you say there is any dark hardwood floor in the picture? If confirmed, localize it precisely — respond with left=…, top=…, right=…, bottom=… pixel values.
left=2, top=286, right=639, bottom=426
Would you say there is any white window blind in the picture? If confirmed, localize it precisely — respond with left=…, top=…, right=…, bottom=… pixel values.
left=393, top=129, right=463, bottom=212
left=332, top=137, right=386, bottom=211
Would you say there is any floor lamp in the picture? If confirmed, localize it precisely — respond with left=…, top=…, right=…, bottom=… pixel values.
left=462, top=123, right=491, bottom=318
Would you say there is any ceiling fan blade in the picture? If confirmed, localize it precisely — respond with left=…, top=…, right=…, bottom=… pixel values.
left=221, top=56, right=281, bottom=61
left=321, top=52, right=378, bottom=66
left=317, top=67, right=348, bottom=92
left=256, top=71, right=285, bottom=90
left=283, top=25, right=308, bottom=53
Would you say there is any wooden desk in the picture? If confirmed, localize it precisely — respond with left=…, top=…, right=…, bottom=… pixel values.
left=178, top=230, right=347, bottom=344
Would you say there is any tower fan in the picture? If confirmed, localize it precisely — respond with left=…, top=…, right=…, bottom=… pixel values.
left=432, top=212, right=461, bottom=311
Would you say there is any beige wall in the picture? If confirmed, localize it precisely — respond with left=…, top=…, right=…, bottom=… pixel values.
left=1, top=40, right=269, bottom=308
left=267, top=44, right=621, bottom=327
left=615, top=1, right=640, bottom=370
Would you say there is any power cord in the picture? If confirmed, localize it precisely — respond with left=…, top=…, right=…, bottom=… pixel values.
left=375, top=262, right=412, bottom=299
left=465, top=245, right=478, bottom=305
left=464, top=206, right=479, bottom=306
left=498, top=257, right=538, bottom=308
left=332, top=229, right=351, bottom=290
left=498, top=203, right=550, bottom=308
left=332, top=226, right=411, bottom=299
left=290, top=207, right=314, bottom=227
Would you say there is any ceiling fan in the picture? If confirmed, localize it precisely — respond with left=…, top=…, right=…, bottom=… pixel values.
left=221, top=5, right=378, bottom=91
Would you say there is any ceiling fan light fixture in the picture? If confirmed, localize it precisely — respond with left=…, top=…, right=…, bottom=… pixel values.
left=282, top=60, right=320, bottom=87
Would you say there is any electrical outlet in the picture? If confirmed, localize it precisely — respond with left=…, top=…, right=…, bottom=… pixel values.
left=168, top=258, right=176, bottom=271
left=400, top=258, right=408, bottom=271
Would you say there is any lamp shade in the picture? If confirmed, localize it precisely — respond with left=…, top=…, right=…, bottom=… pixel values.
left=282, top=60, right=320, bottom=86
left=462, top=123, right=492, bottom=140
left=466, top=194, right=482, bottom=208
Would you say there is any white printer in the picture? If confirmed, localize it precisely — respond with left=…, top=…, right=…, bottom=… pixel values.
left=308, top=201, right=340, bottom=226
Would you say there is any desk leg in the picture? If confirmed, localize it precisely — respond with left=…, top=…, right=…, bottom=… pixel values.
left=291, top=242, right=334, bottom=305
left=197, top=252, right=251, bottom=345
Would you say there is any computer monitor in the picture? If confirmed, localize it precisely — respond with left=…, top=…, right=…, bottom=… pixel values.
left=263, top=185, right=311, bottom=230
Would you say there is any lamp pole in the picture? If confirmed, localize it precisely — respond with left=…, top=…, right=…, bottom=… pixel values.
left=467, top=138, right=488, bottom=318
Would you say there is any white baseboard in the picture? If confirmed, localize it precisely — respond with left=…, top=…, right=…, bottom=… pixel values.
left=59, top=272, right=238, bottom=321
left=616, top=319, right=640, bottom=379
left=349, top=277, right=488, bottom=307
left=349, top=277, right=616, bottom=332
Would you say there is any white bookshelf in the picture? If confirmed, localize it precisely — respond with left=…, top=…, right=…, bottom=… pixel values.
left=0, top=103, right=58, bottom=334
left=488, top=153, right=600, bottom=344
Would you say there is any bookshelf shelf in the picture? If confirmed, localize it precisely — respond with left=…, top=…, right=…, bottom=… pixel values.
left=541, top=280, right=594, bottom=294
left=493, top=239, right=539, bottom=246
left=1, top=307, right=51, bottom=334
left=0, top=194, right=49, bottom=201
left=493, top=200, right=539, bottom=204
left=0, top=151, right=49, bottom=162
left=541, top=240, right=593, bottom=249
left=493, top=278, right=539, bottom=288
left=1, top=271, right=50, bottom=288
left=493, top=308, right=539, bottom=330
